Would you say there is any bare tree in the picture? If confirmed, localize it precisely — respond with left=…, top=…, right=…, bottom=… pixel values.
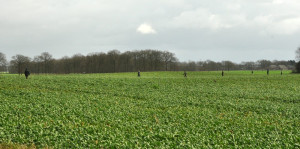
left=257, top=60, right=272, bottom=70
left=0, top=52, right=7, bottom=72
left=202, top=60, right=222, bottom=71
left=140, top=50, right=148, bottom=71
left=108, top=50, right=121, bottom=73
left=162, top=51, right=175, bottom=71
left=242, top=61, right=256, bottom=70
left=222, top=61, right=236, bottom=71
left=32, top=56, right=42, bottom=74
left=186, top=61, right=197, bottom=71
left=296, top=48, right=300, bottom=72
left=120, top=51, right=132, bottom=72
left=86, top=53, right=99, bottom=73
left=152, top=50, right=162, bottom=71
left=61, top=56, right=72, bottom=74
left=38, top=52, right=54, bottom=73
left=10, top=54, right=31, bottom=75
left=296, top=62, right=300, bottom=73
left=296, top=47, right=300, bottom=62
left=70, top=54, right=86, bottom=73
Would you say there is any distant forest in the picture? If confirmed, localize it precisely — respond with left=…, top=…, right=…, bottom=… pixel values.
left=0, top=49, right=297, bottom=74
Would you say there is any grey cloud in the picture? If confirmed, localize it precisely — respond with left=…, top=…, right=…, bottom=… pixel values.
left=0, top=0, right=299, bottom=62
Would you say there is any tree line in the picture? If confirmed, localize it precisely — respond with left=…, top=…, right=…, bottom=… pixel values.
left=0, top=49, right=299, bottom=74
left=4, top=50, right=178, bottom=74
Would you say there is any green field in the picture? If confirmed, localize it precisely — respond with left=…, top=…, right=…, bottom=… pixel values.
left=0, top=71, right=299, bottom=148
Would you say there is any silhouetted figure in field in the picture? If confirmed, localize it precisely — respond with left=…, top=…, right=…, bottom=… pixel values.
left=183, top=71, right=187, bottom=77
left=281, top=70, right=283, bottom=75
left=251, top=70, right=254, bottom=75
left=24, top=68, right=30, bottom=79
left=222, top=70, right=224, bottom=77
left=138, top=70, right=140, bottom=77
left=267, top=69, right=269, bottom=75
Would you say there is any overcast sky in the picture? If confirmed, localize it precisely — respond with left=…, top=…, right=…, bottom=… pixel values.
left=0, top=0, right=300, bottom=62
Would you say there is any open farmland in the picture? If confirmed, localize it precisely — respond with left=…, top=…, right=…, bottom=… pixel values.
left=0, top=71, right=299, bottom=148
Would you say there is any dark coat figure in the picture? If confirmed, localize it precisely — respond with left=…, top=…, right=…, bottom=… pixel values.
left=183, top=71, right=187, bottom=77
left=267, top=69, right=269, bottom=75
left=281, top=70, right=283, bottom=75
left=222, top=70, right=224, bottom=77
left=251, top=70, right=254, bottom=74
left=24, top=68, right=30, bottom=79
left=138, top=71, right=140, bottom=77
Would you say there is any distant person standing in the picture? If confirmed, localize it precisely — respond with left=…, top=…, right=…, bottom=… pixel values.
left=281, top=70, right=283, bottom=75
left=267, top=69, right=269, bottom=75
left=251, top=70, right=254, bottom=75
left=138, top=70, right=141, bottom=77
left=183, top=71, right=187, bottom=77
left=222, top=70, right=224, bottom=77
left=24, top=68, right=30, bottom=79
